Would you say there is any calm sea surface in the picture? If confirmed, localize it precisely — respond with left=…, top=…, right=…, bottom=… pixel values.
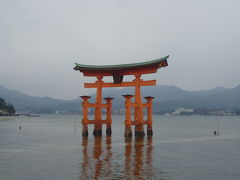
left=0, top=115, right=240, bottom=180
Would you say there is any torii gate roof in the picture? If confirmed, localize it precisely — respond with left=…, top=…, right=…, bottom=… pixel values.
left=74, top=55, right=169, bottom=77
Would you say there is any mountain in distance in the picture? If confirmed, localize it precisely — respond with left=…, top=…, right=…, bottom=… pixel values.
left=100, top=85, right=240, bottom=110
left=0, top=84, right=240, bottom=113
left=0, top=84, right=80, bottom=113
left=191, top=86, right=229, bottom=97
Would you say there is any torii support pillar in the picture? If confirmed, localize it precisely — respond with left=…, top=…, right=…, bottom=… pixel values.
left=80, top=95, right=114, bottom=137
left=123, top=94, right=134, bottom=138
left=123, top=94, right=155, bottom=137
left=80, top=96, right=91, bottom=137
left=134, top=74, right=145, bottom=137
left=93, top=76, right=103, bottom=136
left=104, top=97, right=114, bottom=136
left=144, top=96, right=154, bottom=136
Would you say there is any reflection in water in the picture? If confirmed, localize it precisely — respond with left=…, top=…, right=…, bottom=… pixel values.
left=133, top=137, right=144, bottom=178
left=81, top=137, right=89, bottom=179
left=104, top=136, right=112, bottom=176
left=124, top=137, right=154, bottom=179
left=146, top=136, right=154, bottom=177
left=124, top=137, right=132, bottom=179
left=93, top=137, right=102, bottom=178
left=81, top=136, right=112, bottom=179
left=81, top=136, right=157, bottom=179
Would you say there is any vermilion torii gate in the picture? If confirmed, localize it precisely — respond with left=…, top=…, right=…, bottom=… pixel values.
left=73, top=56, right=169, bottom=137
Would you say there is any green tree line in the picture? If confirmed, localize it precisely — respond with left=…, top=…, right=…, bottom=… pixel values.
left=0, top=97, right=15, bottom=115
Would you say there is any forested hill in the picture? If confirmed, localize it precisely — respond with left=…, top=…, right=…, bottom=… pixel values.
left=0, top=84, right=240, bottom=113
left=0, top=85, right=75, bottom=113
left=0, top=97, right=15, bottom=115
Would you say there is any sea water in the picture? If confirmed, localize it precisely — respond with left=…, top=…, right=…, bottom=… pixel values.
left=0, top=115, right=240, bottom=180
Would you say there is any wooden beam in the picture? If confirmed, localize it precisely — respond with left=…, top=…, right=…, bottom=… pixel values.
left=130, top=121, right=148, bottom=125
left=81, top=66, right=158, bottom=77
left=142, top=103, right=149, bottom=108
left=87, top=120, right=108, bottom=124
left=84, top=80, right=156, bottom=88
left=86, top=103, right=107, bottom=108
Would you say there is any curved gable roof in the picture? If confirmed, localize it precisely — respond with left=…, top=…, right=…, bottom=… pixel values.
left=73, top=55, right=169, bottom=72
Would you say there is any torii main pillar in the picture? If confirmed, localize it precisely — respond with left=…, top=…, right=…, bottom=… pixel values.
left=74, top=56, right=169, bottom=137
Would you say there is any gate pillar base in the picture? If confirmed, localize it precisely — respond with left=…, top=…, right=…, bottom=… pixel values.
left=124, top=127, right=132, bottom=138
left=147, top=129, right=153, bottom=136
left=93, top=129, right=102, bottom=136
left=82, top=125, right=88, bottom=137
left=106, top=127, right=112, bottom=136
left=135, top=125, right=145, bottom=137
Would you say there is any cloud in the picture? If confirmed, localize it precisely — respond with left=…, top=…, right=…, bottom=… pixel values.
left=0, top=0, right=240, bottom=99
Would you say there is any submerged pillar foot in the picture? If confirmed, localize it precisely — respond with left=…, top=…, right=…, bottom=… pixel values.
left=147, top=124, right=153, bottom=136
left=82, top=130, right=88, bottom=137
left=93, top=129, right=102, bottom=136
left=124, top=127, right=132, bottom=138
left=82, top=125, right=88, bottom=137
left=106, top=127, right=112, bottom=136
left=135, top=131, right=145, bottom=137
left=135, top=125, right=145, bottom=137
left=147, top=129, right=153, bottom=136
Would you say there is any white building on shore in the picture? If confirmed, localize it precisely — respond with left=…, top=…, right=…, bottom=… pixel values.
left=172, top=108, right=193, bottom=115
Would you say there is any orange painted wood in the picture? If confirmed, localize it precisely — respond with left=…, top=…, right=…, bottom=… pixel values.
left=86, top=103, right=107, bottom=108
left=93, top=76, right=103, bottom=132
left=134, top=75, right=144, bottom=125
left=144, top=96, right=154, bottom=126
left=84, top=80, right=156, bottom=88
left=131, top=103, right=137, bottom=108
left=104, top=98, right=113, bottom=125
left=80, top=96, right=91, bottom=125
left=82, top=66, right=158, bottom=77
left=87, top=120, right=108, bottom=124
left=142, top=103, right=149, bottom=108
left=130, top=121, right=135, bottom=125
left=79, top=60, right=159, bottom=136
left=123, top=95, right=134, bottom=126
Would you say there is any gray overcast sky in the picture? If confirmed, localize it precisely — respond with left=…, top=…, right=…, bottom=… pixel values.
left=0, top=0, right=240, bottom=99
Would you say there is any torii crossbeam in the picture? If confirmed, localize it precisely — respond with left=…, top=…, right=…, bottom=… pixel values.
left=74, top=55, right=169, bottom=137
